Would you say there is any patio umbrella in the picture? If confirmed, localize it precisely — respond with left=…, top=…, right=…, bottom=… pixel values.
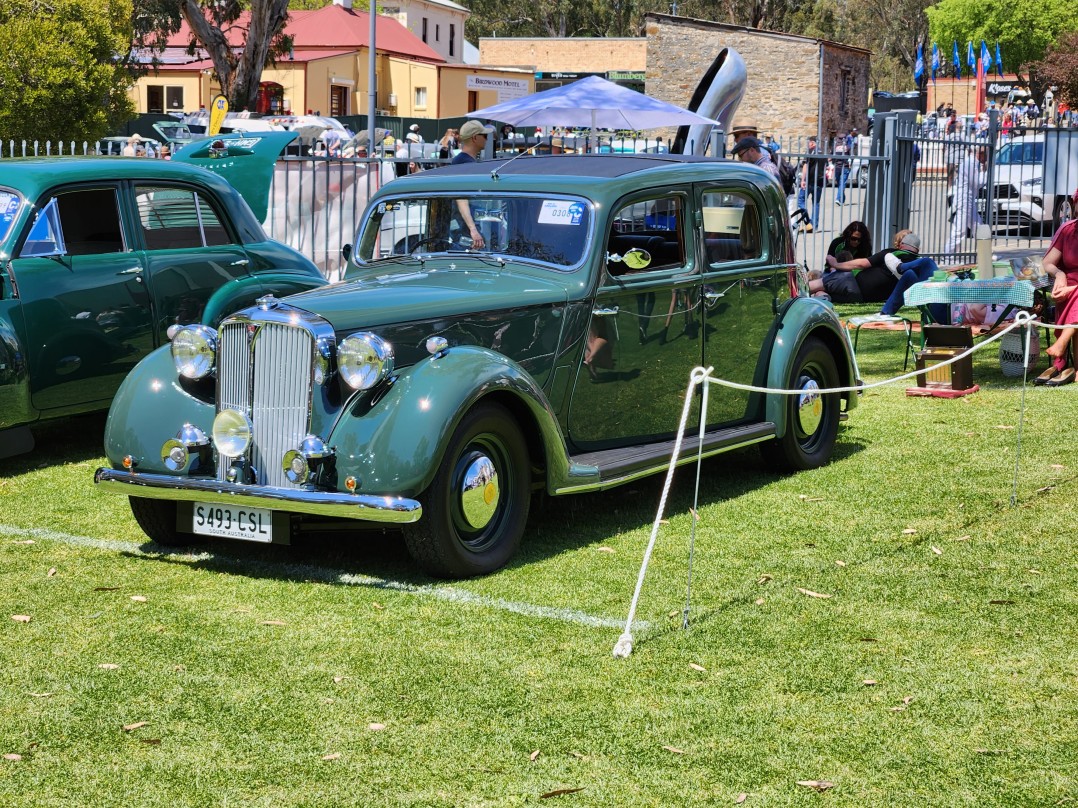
left=465, top=76, right=719, bottom=141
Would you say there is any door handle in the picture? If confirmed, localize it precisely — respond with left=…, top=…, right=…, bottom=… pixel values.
left=591, top=306, right=619, bottom=317
left=117, top=267, right=142, bottom=275
left=230, top=259, right=250, bottom=267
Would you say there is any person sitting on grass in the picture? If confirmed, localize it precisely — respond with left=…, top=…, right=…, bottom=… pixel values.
left=1039, top=186, right=1078, bottom=386
left=815, top=229, right=920, bottom=310
left=807, top=221, right=873, bottom=303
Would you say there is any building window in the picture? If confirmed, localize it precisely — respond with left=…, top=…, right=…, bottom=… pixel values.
left=436, top=24, right=440, bottom=42
left=415, top=87, right=427, bottom=109
left=330, top=85, right=349, bottom=117
left=449, top=24, right=455, bottom=57
left=839, top=69, right=852, bottom=114
left=147, top=85, right=184, bottom=114
left=422, top=17, right=428, bottom=42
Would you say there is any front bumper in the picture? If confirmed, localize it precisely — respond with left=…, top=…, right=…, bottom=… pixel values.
left=94, top=468, right=422, bottom=525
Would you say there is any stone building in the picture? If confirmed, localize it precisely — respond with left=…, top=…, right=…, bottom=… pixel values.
left=479, top=38, right=647, bottom=92
left=644, top=13, right=871, bottom=143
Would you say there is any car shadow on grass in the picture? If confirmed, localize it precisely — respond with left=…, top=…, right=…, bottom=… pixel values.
left=0, top=412, right=110, bottom=475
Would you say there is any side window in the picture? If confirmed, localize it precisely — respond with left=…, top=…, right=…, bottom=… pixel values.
left=24, top=189, right=124, bottom=257
left=607, top=195, right=684, bottom=276
left=701, top=191, right=763, bottom=266
left=134, top=186, right=233, bottom=250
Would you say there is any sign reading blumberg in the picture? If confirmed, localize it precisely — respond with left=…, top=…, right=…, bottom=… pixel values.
left=467, top=75, right=530, bottom=102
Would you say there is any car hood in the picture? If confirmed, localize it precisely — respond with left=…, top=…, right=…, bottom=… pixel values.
left=279, top=261, right=574, bottom=331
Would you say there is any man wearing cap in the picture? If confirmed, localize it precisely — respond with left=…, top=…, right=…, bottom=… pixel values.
left=452, top=120, right=494, bottom=165
left=878, top=232, right=948, bottom=318
left=730, top=136, right=780, bottom=180
left=797, top=135, right=825, bottom=232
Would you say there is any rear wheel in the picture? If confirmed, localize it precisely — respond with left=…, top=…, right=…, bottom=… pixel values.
left=129, top=497, right=197, bottom=547
left=403, top=403, right=530, bottom=578
left=761, top=337, right=841, bottom=471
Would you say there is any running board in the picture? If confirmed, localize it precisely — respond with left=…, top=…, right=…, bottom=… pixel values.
left=568, top=422, right=776, bottom=488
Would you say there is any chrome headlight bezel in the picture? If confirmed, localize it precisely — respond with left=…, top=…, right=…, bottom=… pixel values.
left=170, top=324, right=218, bottom=380
left=338, top=332, right=394, bottom=391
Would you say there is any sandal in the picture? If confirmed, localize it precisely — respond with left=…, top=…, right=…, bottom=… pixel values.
left=1046, top=367, right=1076, bottom=387
left=1034, top=366, right=1060, bottom=386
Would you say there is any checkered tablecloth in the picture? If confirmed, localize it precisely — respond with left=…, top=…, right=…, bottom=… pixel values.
left=904, top=278, right=1035, bottom=308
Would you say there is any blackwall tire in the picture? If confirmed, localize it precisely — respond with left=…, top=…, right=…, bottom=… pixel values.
left=761, top=337, right=841, bottom=472
left=129, top=497, right=196, bottom=547
left=403, top=402, right=530, bottom=579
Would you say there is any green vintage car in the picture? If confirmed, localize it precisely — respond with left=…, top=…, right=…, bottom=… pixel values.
left=95, top=155, right=859, bottom=578
left=0, top=133, right=326, bottom=457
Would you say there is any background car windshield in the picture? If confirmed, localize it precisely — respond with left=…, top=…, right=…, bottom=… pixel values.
left=997, top=141, right=1043, bottom=165
left=0, top=191, right=20, bottom=243
left=358, top=194, right=590, bottom=268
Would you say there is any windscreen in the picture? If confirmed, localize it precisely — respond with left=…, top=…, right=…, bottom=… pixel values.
left=357, top=194, right=591, bottom=269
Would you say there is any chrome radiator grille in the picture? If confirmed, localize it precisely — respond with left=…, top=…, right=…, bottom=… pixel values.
left=217, top=320, right=314, bottom=487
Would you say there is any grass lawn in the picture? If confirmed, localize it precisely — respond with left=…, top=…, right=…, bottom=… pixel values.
left=1, top=318, right=1076, bottom=806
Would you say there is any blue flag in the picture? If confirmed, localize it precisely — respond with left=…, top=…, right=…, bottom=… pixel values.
left=932, top=43, right=940, bottom=82
left=953, top=41, right=961, bottom=79
left=995, top=42, right=1004, bottom=77
left=967, top=41, right=975, bottom=74
left=914, top=42, right=925, bottom=83
left=981, top=40, right=992, bottom=75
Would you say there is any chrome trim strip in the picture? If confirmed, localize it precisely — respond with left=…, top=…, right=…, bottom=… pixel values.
left=94, top=468, right=422, bottom=524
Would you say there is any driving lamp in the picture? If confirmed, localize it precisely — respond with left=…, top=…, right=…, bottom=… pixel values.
left=171, top=325, right=217, bottom=379
left=281, top=435, right=331, bottom=484
left=338, top=332, right=394, bottom=391
left=212, top=409, right=253, bottom=458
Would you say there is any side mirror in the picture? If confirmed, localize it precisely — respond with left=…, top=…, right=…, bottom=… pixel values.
left=341, top=243, right=352, bottom=263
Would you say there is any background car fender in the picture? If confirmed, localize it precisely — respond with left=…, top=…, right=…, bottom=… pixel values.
left=201, top=272, right=328, bottom=328
left=328, top=345, right=580, bottom=499
left=764, top=297, right=858, bottom=435
left=102, top=345, right=214, bottom=469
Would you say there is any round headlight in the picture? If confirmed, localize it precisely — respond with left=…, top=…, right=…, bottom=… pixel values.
left=338, top=333, right=394, bottom=391
left=212, top=409, right=253, bottom=458
left=171, top=325, right=217, bottom=379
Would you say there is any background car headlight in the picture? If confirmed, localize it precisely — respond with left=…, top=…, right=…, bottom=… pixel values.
left=171, top=325, right=217, bottom=379
left=213, top=409, right=253, bottom=458
left=338, top=333, right=394, bottom=391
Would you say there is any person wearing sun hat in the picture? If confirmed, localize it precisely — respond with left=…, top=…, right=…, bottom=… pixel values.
left=452, top=120, right=494, bottom=165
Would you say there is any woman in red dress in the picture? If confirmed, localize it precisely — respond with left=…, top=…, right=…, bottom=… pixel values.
left=1040, top=188, right=1078, bottom=385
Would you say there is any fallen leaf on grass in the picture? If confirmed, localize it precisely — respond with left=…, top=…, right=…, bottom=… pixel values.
left=902, top=696, right=914, bottom=705
left=889, top=706, right=906, bottom=712
left=797, top=588, right=832, bottom=599
left=757, top=574, right=773, bottom=585
left=1050, top=464, right=1065, bottom=470
left=662, top=745, right=686, bottom=754
left=688, top=663, right=707, bottom=673
left=901, top=528, right=917, bottom=535
left=862, top=679, right=878, bottom=686
left=141, top=739, right=161, bottom=746
left=735, top=794, right=748, bottom=804
left=995, top=425, right=1014, bottom=430
left=367, top=723, right=385, bottom=731
left=130, top=596, right=147, bottom=603
left=596, top=547, right=615, bottom=553
left=1028, top=569, right=1041, bottom=575
left=11, top=615, right=31, bottom=623
left=333, top=676, right=347, bottom=684
left=989, top=599, right=1015, bottom=605
left=859, top=637, right=878, bottom=642
left=530, top=749, right=541, bottom=761
left=93, top=587, right=120, bottom=592
left=3, top=754, right=22, bottom=761
left=260, top=620, right=286, bottom=626
left=834, top=560, right=846, bottom=567
left=98, top=664, right=119, bottom=670
left=46, top=568, right=56, bottom=577
left=322, top=753, right=341, bottom=761
left=10, top=540, right=34, bottom=545
left=371, top=602, right=384, bottom=610
left=540, top=788, right=585, bottom=799
left=796, top=780, right=834, bottom=791
left=754, top=598, right=765, bottom=605
left=1036, top=485, right=1055, bottom=494
left=29, top=693, right=53, bottom=698
left=931, top=546, right=943, bottom=555
left=689, top=507, right=699, bottom=520
left=122, top=722, right=148, bottom=732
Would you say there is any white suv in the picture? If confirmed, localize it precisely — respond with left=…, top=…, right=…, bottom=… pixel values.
left=980, top=134, right=1073, bottom=232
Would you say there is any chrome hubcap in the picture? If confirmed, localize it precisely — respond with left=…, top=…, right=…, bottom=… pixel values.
left=797, top=378, right=823, bottom=436
left=458, top=452, right=499, bottom=530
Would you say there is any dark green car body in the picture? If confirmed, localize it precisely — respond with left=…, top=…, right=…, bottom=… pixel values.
left=0, top=140, right=326, bottom=457
left=96, top=154, right=859, bottom=578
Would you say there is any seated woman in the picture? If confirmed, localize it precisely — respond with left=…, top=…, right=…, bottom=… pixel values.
left=819, top=228, right=921, bottom=307
left=1039, top=186, right=1078, bottom=385
left=808, top=221, right=872, bottom=302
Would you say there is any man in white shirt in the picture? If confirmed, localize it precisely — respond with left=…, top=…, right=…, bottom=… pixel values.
left=944, top=147, right=987, bottom=255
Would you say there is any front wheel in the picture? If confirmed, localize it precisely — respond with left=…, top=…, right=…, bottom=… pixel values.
left=761, top=337, right=841, bottom=472
left=129, top=497, right=197, bottom=547
left=403, top=402, right=530, bottom=578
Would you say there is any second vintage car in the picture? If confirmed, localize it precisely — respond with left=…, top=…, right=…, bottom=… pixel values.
left=95, top=154, right=860, bottom=578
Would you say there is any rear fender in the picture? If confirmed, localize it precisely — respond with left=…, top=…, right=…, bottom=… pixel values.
left=764, top=297, right=859, bottom=436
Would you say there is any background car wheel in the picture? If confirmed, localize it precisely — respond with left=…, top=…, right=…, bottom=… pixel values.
left=761, top=336, right=841, bottom=472
left=403, top=402, right=530, bottom=578
left=857, top=165, right=868, bottom=186
left=128, top=497, right=197, bottom=546
left=1054, top=195, right=1075, bottom=230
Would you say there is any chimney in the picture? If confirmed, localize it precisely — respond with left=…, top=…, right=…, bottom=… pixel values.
left=332, top=0, right=353, bottom=8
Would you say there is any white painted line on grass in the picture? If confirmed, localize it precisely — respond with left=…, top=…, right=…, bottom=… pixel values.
left=0, top=524, right=645, bottom=631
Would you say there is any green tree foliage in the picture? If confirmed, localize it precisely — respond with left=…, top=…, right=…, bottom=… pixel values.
left=1035, top=31, right=1078, bottom=107
left=0, top=0, right=135, bottom=142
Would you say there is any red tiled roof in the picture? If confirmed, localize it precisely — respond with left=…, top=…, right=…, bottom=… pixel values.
left=167, top=5, right=443, bottom=63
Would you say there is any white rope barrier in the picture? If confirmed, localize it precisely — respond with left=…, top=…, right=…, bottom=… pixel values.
left=612, top=310, right=1059, bottom=658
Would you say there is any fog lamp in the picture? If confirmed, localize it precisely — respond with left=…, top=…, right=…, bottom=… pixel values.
left=281, top=435, right=330, bottom=484
left=213, top=409, right=252, bottom=458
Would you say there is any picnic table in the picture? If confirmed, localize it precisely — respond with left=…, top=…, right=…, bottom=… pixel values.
left=904, top=277, right=1037, bottom=328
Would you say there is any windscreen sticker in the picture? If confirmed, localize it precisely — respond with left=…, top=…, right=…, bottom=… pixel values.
left=538, top=200, right=584, bottom=225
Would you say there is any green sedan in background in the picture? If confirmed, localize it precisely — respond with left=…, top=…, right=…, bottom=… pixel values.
left=95, top=154, right=860, bottom=578
left=0, top=134, right=327, bottom=458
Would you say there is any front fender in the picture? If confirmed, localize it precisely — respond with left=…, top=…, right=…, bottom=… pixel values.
left=765, top=296, right=859, bottom=435
left=202, top=272, right=328, bottom=328
left=329, top=345, right=580, bottom=499
left=103, top=345, right=214, bottom=468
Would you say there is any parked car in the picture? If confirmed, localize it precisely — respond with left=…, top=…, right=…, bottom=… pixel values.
left=0, top=135, right=327, bottom=458
left=978, top=133, right=1074, bottom=232
left=95, top=154, right=860, bottom=578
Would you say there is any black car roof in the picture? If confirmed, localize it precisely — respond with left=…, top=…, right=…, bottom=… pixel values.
left=427, top=153, right=725, bottom=179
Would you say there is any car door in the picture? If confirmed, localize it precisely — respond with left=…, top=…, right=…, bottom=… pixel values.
left=12, top=184, right=155, bottom=414
left=696, top=184, right=787, bottom=429
left=130, top=182, right=254, bottom=341
left=567, top=189, right=702, bottom=449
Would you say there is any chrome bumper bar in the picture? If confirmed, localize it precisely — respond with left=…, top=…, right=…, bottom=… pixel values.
left=94, top=468, right=422, bottom=525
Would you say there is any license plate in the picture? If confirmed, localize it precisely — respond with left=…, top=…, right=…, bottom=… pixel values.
left=191, top=502, right=273, bottom=542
